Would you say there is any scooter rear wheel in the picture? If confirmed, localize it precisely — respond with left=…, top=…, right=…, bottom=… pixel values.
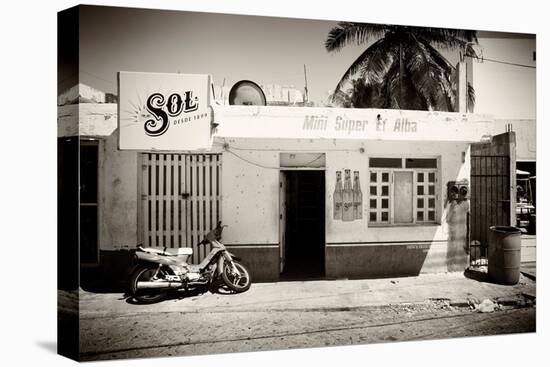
left=130, top=265, right=169, bottom=304
left=221, top=262, right=251, bottom=293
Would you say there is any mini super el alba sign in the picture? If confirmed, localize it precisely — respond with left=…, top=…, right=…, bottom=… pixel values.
left=118, top=72, right=212, bottom=151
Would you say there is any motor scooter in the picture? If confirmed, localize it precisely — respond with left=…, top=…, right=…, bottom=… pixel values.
left=129, top=222, right=251, bottom=303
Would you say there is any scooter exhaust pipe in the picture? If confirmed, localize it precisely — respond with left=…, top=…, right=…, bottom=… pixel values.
left=136, top=281, right=183, bottom=289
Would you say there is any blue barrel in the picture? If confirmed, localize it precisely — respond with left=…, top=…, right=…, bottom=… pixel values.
left=488, top=226, right=522, bottom=285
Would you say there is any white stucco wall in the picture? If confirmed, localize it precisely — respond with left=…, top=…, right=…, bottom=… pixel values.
left=221, top=148, right=280, bottom=244
left=57, top=103, right=117, bottom=138
left=57, top=102, right=139, bottom=251
left=492, top=119, right=536, bottom=161
left=98, top=130, right=139, bottom=251
left=57, top=103, right=483, bottom=257
left=325, top=140, right=470, bottom=244
left=219, top=138, right=470, bottom=247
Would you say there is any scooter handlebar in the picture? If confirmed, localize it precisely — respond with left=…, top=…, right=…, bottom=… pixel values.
left=197, top=222, right=227, bottom=246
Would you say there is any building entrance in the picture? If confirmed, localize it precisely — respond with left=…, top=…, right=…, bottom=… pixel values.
left=280, top=170, right=325, bottom=279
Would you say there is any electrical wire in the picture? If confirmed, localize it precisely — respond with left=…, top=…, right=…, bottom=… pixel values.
left=212, top=141, right=356, bottom=153
left=225, top=148, right=326, bottom=170
left=225, top=149, right=280, bottom=170
left=303, top=153, right=325, bottom=166
left=480, top=57, right=536, bottom=69
left=227, top=146, right=353, bottom=152
left=465, top=55, right=535, bottom=69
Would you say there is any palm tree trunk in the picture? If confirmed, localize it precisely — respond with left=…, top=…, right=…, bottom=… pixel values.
left=399, top=41, right=404, bottom=108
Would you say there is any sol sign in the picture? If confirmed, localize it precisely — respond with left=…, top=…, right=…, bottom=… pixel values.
left=118, top=72, right=212, bottom=151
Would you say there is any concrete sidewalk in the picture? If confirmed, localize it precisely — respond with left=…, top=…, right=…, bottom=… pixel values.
left=521, top=262, right=536, bottom=280
left=78, top=271, right=536, bottom=319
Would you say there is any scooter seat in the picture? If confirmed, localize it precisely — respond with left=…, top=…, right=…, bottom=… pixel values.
left=141, top=246, right=193, bottom=256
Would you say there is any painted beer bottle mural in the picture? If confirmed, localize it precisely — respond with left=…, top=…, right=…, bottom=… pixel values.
left=333, top=171, right=343, bottom=220
left=353, top=171, right=363, bottom=220
left=342, top=169, right=354, bottom=221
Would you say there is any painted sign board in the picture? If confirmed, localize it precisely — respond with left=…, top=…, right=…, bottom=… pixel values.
left=214, top=106, right=494, bottom=143
left=118, top=72, right=212, bottom=151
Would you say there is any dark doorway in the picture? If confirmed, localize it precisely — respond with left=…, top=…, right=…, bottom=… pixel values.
left=58, top=137, right=79, bottom=290
left=80, top=140, right=99, bottom=265
left=282, top=171, right=325, bottom=279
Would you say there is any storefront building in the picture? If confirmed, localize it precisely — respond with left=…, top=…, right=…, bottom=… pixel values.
left=214, top=107, right=492, bottom=280
left=59, top=88, right=498, bottom=284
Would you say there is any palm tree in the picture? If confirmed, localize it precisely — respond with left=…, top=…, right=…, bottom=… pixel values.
left=325, top=23, right=477, bottom=111
left=331, top=77, right=382, bottom=108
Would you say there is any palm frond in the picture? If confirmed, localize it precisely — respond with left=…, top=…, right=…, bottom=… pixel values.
left=415, top=27, right=478, bottom=56
left=358, top=39, right=396, bottom=83
left=467, top=82, right=476, bottom=112
left=421, top=39, right=476, bottom=111
left=344, top=78, right=383, bottom=108
left=418, top=39, right=457, bottom=109
left=330, top=89, right=353, bottom=107
left=379, top=59, right=402, bottom=109
left=405, top=41, right=446, bottom=109
left=325, top=22, right=387, bottom=52
left=415, top=27, right=478, bottom=43
left=331, top=37, right=392, bottom=97
left=418, top=39, right=455, bottom=72
left=417, top=39, right=457, bottom=110
left=326, top=22, right=478, bottom=111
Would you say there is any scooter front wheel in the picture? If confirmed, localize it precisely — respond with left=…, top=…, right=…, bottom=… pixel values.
left=221, top=262, right=251, bottom=293
left=129, top=265, right=169, bottom=304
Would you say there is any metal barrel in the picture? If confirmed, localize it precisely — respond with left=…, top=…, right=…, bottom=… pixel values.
left=488, top=226, right=522, bottom=285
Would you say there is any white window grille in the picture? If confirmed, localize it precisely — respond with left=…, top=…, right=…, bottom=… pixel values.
left=368, top=158, right=439, bottom=225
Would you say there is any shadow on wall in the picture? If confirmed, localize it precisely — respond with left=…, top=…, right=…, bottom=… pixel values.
left=325, top=243, right=432, bottom=279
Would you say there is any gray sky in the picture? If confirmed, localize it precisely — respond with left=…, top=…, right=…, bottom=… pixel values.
left=79, top=6, right=352, bottom=103
left=77, top=6, right=532, bottom=105
left=77, top=6, right=455, bottom=103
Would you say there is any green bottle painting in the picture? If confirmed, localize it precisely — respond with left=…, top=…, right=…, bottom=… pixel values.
left=353, top=171, right=362, bottom=220
left=343, top=169, right=354, bottom=221
left=333, top=171, right=343, bottom=220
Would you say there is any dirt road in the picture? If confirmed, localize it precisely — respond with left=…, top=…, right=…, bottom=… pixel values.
left=80, top=302, right=535, bottom=361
